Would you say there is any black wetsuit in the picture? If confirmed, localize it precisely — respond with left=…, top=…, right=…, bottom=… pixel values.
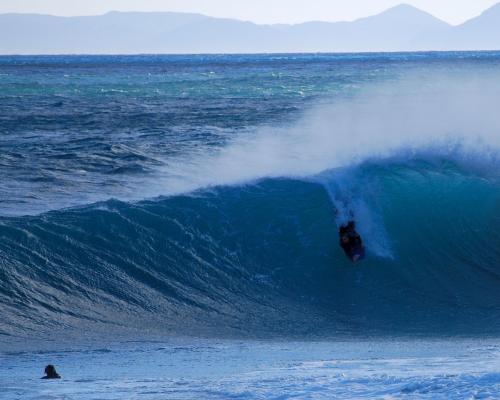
left=339, top=222, right=364, bottom=261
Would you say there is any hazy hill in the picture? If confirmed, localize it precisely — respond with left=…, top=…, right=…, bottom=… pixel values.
left=444, top=3, right=500, bottom=50
left=1, top=3, right=499, bottom=54
left=281, top=4, right=450, bottom=52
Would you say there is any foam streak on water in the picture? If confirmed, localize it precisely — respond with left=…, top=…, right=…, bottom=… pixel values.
left=1, top=339, right=499, bottom=400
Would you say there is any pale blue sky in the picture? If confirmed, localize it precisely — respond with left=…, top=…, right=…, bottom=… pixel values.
left=1, top=0, right=498, bottom=25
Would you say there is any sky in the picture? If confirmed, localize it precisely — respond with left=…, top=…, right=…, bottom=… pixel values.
left=1, top=0, right=499, bottom=25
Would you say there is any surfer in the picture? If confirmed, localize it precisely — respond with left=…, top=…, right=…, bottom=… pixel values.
left=41, top=365, right=61, bottom=379
left=339, top=221, right=365, bottom=262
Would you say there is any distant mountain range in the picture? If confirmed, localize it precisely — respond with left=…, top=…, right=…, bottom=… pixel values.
left=1, top=3, right=500, bottom=54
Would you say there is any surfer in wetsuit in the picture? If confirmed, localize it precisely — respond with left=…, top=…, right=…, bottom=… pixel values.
left=41, top=365, right=61, bottom=379
left=339, top=221, right=365, bottom=262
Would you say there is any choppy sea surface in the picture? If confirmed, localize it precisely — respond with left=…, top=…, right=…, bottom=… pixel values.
left=0, top=52, right=499, bottom=398
left=2, top=339, right=500, bottom=400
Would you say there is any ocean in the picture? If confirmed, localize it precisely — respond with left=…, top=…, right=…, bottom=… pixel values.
left=0, top=52, right=499, bottom=399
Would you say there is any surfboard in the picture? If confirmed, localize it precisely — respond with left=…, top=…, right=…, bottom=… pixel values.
left=350, top=245, right=366, bottom=262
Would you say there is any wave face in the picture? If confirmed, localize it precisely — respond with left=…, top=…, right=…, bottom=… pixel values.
left=0, top=53, right=499, bottom=339
left=1, top=162, right=499, bottom=338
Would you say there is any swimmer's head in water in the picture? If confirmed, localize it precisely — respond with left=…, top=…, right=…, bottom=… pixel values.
left=43, top=364, right=60, bottom=379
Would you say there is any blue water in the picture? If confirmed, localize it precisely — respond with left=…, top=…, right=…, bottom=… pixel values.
left=0, top=52, right=499, bottom=344
left=2, top=339, right=500, bottom=400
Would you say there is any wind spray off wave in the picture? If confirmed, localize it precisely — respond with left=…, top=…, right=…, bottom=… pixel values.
left=160, top=71, right=500, bottom=195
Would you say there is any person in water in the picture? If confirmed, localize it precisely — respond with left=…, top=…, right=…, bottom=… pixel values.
left=42, top=365, right=61, bottom=379
left=339, top=221, right=365, bottom=262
